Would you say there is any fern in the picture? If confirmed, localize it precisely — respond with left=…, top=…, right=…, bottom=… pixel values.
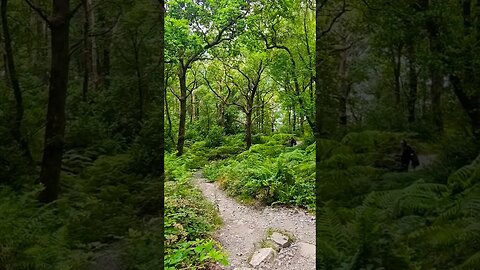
left=448, top=154, right=480, bottom=192
left=317, top=206, right=358, bottom=267
left=457, top=251, right=480, bottom=270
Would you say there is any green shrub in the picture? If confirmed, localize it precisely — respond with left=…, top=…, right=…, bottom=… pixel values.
left=205, top=135, right=316, bottom=210
left=205, top=126, right=224, bottom=148
left=163, top=177, right=226, bottom=269
left=0, top=188, right=89, bottom=269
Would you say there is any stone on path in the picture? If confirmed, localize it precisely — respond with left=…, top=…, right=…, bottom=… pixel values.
left=249, top=248, right=275, bottom=267
left=297, top=242, right=315, bottom=259
left=269, top=232, right=291, bottom=248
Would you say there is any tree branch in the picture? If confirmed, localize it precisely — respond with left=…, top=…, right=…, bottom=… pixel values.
left=169, top=87, right=181, bottom=100
left=25, top=0, right=50, bottom=25
left=69, top=1, right=83, bottom=19
left=318, top=0, right=347, bottom=38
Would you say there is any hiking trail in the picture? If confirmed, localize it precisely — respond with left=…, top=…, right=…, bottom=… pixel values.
left=193, top=170, right=316, bottom=270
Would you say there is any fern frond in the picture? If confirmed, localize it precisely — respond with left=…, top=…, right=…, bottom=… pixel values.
left=457, top=251, right=480, bottom=270
left=448, top=154, right=480, bottom=191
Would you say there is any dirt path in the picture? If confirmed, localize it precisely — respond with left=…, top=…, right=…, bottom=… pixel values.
left=88, top=242, right=125, bottom=270
left=193, top=171, right=316, bottom=270
left=418, top=154, right=437, bottom=169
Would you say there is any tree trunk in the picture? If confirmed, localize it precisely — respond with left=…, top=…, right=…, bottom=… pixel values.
left=261, top=102, right=265, bottom=133
left=426, top=5, right=444, bottom=133
left=338, top=50, right=349, bottom=127
left=165, top=91, right=175, bottom=145
left=189, top=91, right=194, bottom=124
left=392, top=44, right=402, bottom=105
left=176, top=67, right=187, bottom=156
left=271, top=110, right=275, bottom=132
left=444, top=0, right=480, bottom=140
left=82, top=0, right=90, bottom=101
left=1, top=0, right=33, bottom=164
left=293, top=107, right=297, bottom=131
left=450, top=75, right=480, bottom=139
left=430, top=68, right=443, bottom=132
left=156, top=0, right=165, bottom=179
left=38, top=0, right=72, bottom=203
left=81, top=0, right=98, bottom=99
left=156, top=0, right=165, bottom=264
left=87, top=0, right=98, bottom=89
left=315, top=0, right=322, bottom=136
left=406, top=40, right=417, bottom=123
left=315, top=3, right=322, bottom=267
left=245, top=110, right=252, bottom=149
left=29, top=0, right=47, bottom=74
left=339, top=96, right=347, bottom=126
left=218, top=102, right=226, bottom=130
left=205, top=101, right=210, bottom=132
left=133, top=43, right=143, bottom=122
left=102, top=44, right=111, bottom=89
left=288, top=107, right=291, bottom=127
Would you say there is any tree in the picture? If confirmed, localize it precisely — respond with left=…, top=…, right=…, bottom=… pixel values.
left=81, top=0, right=99, bottom=101
left=202, top=61, right=234, bottom=130
left=166, top=0, right=249, bottom=156
left=157, top=0, right=165, bottom=267
left=26, top=0, right=81, bottom=203
left=257, top=0, right=317, bottom=132
left=227, top=55, right=267, bottom=149
left=1, top=0, right=33, bottom=164
left=447, top=0, right=480, bottom=140
left=315, top=1, right=323, bottom=266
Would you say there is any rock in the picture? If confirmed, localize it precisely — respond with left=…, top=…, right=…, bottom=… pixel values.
left=249, top=248, right=275, bottom=267
left=297, top=242, right=315, bottom=259
left=235, top=268, right=255, bottom=270
left=269, top=232, right=290, bottom=248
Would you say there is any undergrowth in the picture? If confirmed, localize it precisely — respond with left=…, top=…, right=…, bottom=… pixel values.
left=315, top=131, right=480, bottom=269
left=204, top=133, right=316, bottom=210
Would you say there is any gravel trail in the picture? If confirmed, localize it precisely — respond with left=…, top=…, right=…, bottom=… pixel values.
left=193, top=170, right=316, bottom=270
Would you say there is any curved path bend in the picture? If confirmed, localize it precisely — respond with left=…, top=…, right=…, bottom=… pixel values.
left=193, top=171, right=316, bottom=270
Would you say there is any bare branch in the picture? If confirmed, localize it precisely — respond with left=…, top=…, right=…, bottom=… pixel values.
left=185, top=13, right=245, bottom=68
left=69, top=1, right=83, bottom=19
left=228, top=101, right=247, bottom=113
left=25, top=0, right=50, bottom=25
left=69, top=39, right=84, bottom=57
left=318, top=0, right=347, bottom=38
left=203, top=71, right=224, bottom=101
left=89, top=11, right=121, bottom=37
left=360, top=0, right=382, bottom=11
left=169, top=87, right=181, bottom=100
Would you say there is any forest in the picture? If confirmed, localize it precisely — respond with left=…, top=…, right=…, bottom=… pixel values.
left=0, top=0, right=479, bottom=269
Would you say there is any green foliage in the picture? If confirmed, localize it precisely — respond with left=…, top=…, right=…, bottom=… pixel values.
left=0, top=188, right=89, bottom=269
left=125, top=223, right=163, bottom=270
left=341, top=130, right=407, bottom=154
left=448, top=154, right=480, bottom=193
left=163, top=160, right=227, bottom=269
left=317, top=135, right=480, bottom=269
left=428, top=132, right=479, bottom=183
left=205, top=125, right=225, bottom=148
left=1, top=152, right=165, bottom=269
left=177, top=135, right=245, bottom=169
left=205, top=134, right=315, bottom=209
left=165, top=239, right=228, bottom=270
left=129, top=110, right=165, bottom=175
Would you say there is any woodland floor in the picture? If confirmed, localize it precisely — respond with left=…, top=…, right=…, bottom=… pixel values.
left=193, top=170, right=316, bottom=270
left=89, top=241, right=125, bottom=270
